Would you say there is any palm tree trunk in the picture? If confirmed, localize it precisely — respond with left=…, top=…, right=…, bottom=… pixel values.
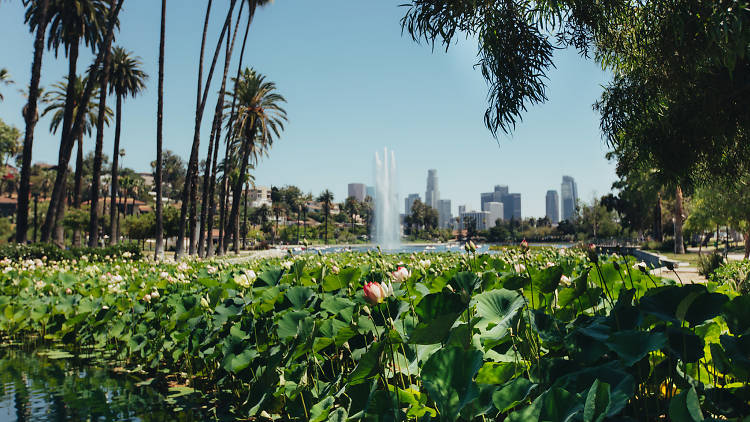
left=17, top=0, right=50, bottom=244
left=108, top=94, right=123, bottom=245
left=199, top=2, right=246, bottom=257
left=188, top=170, right=199, bottom=254
left=176, top=0, right=236, bottom=259
left=674, top=185, right=685, bottom=254
left=655, top=192, right=663, bottom=242
left=88, top=0, right=125, bottom=247
left=218, top=173, right=230, bottom=255
left=72, top=134, right=84, bottom=247
left=223, top=123, right=255, bottom=252
left=155, top=0, right=167, bottom=260
left=297, top=207, right=301, bottom=244
left=324, top=212, right=328, bottom=244
left=233, top=206, right=240, bottom=254
left=242, top=185, right=248, bottom=249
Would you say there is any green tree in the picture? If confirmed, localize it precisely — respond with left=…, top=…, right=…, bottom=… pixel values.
left=0, top=119, right=21, bottom=171
left=101, top=46, right=147, bottom=245
left=0, top=119, right=21, bottom=198
left=318, top=190, right=334, bottom=245
left=344, top=196, right=359, bottom=232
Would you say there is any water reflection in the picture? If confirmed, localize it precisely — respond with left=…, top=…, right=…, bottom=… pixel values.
left=0, top=349, right=206, bottom=422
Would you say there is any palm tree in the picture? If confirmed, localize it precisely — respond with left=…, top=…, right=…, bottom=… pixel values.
left=223, top=68, right=287, bottom=253
left=29, top=0, right=109, bottom=245
left=101, top=46, right=147, bottom=245
left=17, top=0, right=51, bottom=243
left=85, top=0, right=126, bottom=248
left=175, top=0, right=239, bottom=258
left=198, top=0, right=251, bottom=257
left=318, top=190, right=334, bottom=245
left=0, top=69, right=12, bottom=101
left=344, top=196, right=359, bottom=232
left=155, top=0, right=167, bottom=260
left=41, top=75, right=111, bottom=245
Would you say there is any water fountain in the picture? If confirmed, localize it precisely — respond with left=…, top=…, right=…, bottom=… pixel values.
left=373, top=148, right=401, bottom=250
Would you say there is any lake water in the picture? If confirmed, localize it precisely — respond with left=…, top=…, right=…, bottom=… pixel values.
left=0, top=349, right=213, bottom=422
left=295, top=242, right=573, bottom=255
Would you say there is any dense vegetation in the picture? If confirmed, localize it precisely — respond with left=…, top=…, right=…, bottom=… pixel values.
left=0, top=247, right=747, bottom=420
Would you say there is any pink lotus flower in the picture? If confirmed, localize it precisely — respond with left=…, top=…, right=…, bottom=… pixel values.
left=363, top=282, right=386, bottom=305
left=520, top=239, right=529, bottom=253
left=392, top=267, right=410, bottom=283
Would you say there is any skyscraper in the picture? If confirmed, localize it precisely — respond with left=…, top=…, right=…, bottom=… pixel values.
left=425, top=169, right=439, bottom=209
left=405, top=193, right=421, bottom=215
left=438, top=199, right=452, bottom=228
left=348, top=183, right=366, bottom=201
left=481, top=185, right=509, bottom=211
left=483, top=201, right=504, bottom=228
left=504, top=193, right=521, bottom=220
left=561, top=176, right=578, bottom=221
left=546, top=190, right=560, bottom=223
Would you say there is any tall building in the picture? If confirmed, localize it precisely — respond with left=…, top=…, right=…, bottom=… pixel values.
left=546, top=190, right=560, bottom=223
left=480, top=185, right=509, bottom=211
left=483, top=201, right=504, bottom=228
left=502, top=193, right=522, bottom=220
left=405, top=193, right=421, bottom=215
left=438, top=199, right=452, bottom=229
left=457, top=205, right=467, bottom=230
left=462, top=210, right=490, bottom=231
left=561, top=175, right=578, bottom=221
left=425, top=169, right=439, bottom=209
left=348, top=183, right=366, bottom=201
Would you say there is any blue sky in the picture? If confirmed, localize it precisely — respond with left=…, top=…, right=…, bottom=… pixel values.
left=0, top=0, right=616, bottom=218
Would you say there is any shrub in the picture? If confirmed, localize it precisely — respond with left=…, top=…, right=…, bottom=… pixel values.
left=0, top=242, right=142, bottom=261
left=712, top=260, right=750, bottom=294
left=698, top=252, right=725, bottom=277
left=640, top=237, right=687, bottom=252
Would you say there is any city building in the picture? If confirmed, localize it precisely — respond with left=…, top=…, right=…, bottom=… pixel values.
left=425, top=169, right=439, bottom=209
left=248, top=186, right=272, bottom=208
left=480, top=185, right=509, bottom=211
left=404, top=193, right=421, bottom=215
left=483, top=201, right=504, bottom=228
left=457, top=205, right=467, bottom=230
left=546, top=190, right=560, bottom=223
left=502, top=193, right=522, bottom=220
left=461, top=210, right=490, bottom=231
left=438, top=199, right=452, bottom=229
left=561, top=175, right=578, bottom=221
left=347, top=183, right=366, bottom=201
left=366, top=185, right=375, bottom=200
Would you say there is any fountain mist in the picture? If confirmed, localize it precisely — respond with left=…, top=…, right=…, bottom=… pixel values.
left=373, top=148, right=401, bottom=250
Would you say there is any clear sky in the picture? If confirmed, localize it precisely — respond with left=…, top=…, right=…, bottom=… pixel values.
left=0, top=0, right=616, bottom=218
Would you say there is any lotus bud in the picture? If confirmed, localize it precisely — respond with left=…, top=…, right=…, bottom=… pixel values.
left=391, top=266, right=410, bottom=283
left=520, top=239, right=529, bottom=253
left=586, top=243, right=598, bottom=263
left=363, top=282, right=385, bottom=305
